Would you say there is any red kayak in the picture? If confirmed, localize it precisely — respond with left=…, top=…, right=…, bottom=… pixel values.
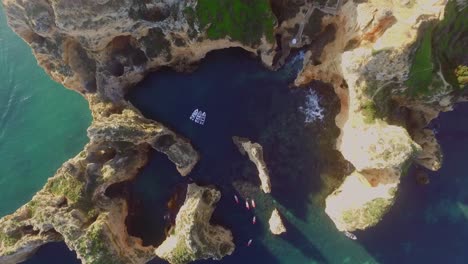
left=245, top=200, right=250, bottom=210
left=247, top=239, right=253, bottom=247
left=251, top=199, right=256, bottom=208
left=252, top=216, right=256, bottom=224
left=234, top=195, right=239, bottom=204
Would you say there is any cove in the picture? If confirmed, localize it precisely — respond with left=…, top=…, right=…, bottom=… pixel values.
left=127, top=48, right=468, bottom=264
left=126, top=48, right=350, bottom=263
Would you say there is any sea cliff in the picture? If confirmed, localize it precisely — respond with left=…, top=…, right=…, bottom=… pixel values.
left=0, top=0, right=466, bottom=262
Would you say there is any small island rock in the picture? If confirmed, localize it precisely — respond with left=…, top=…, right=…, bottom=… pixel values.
left=155, top=184, right=235, bottom=264
left=269, top=209, right=286, bottom=235
left=232, top=136, right=272, bottom=193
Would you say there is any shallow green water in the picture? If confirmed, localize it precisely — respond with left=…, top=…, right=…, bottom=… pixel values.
left=0, top=7, right=91, bottom=217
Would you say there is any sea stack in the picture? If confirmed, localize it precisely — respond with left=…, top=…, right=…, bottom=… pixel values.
left=232, top=136, right=272, bottom=193
left=155, top=184, right=235, bottom=264
left=269, top=209, right=286, bottom=235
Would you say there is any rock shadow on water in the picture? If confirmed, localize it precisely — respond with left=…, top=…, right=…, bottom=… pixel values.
left=281, top=217, right=328, bottom=263
left=21, top=242, right=80, bottom=264
left=126, top=48, right=346, bottom=262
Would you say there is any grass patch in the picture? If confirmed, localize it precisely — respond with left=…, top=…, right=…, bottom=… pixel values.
left=76, top=223, right=116, bottom=264
left=361, top=100, right=379, bottom=124
left=195, top=0, right=276, bottom=45
left=406, top=1, right=468, bottom=96
left=455, top=65, right=468, bottom=87
left=0, top=231, right=20, bottom=248
left=169, top=239, right=193, bottom=264
left=342, top=198, right=393, bottom=227
left=405, top=26, right=434, bottom=96
left=46, top=174, right=84, bottom=204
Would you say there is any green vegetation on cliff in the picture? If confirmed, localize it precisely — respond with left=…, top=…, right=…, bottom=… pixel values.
left=406, top=26, right=434, bottom=96
left=406, top=1, right=467, bottom=97
left=195, top=0, right=276, bottom=45
left=0, top=232, right=20, bottom=248
left=342, top=198, right=393, bottom=228
left=75, top=222, right=116, bottom=264
left=46, top=174, right=84, bottom=204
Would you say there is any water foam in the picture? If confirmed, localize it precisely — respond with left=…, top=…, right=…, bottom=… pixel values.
left=299, top=89, right=324, bottom=124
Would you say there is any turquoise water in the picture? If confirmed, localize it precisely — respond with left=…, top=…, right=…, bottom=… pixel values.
left=0, top=8, right=90, bottom=217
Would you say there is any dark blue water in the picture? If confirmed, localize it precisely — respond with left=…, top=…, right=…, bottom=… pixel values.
left=21, top=242, right=80, bottom=264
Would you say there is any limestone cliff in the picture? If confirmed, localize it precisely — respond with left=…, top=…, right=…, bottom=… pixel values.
left=0, top=0, right=467, bottom=262
left=233, top=136, right=272, bottom=193
left=1, top=0, right=277, bottom=100
left=296, top=0, right=467, bottom=231
left=155, top=184, right=235, bottom=264
left=0, top=94, right=199, bottom=264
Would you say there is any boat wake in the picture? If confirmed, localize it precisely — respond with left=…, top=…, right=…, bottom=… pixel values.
left=299, top=89, right=324, bottom=124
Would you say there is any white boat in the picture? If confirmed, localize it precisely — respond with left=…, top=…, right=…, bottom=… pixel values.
left=190, top=109, right=207, bottom=125
left=195, top=111, right=202, bottom=123
left=199, top=112, right=206, bottom=125
left=234, top=195, right=239, bottom=204
left=190, top=109, right=199, bottom=121
left=344, top=231, right=357, bottom=240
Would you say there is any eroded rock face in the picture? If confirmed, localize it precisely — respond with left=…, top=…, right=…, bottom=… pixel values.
left=87, top=105, right=199, bottom=176
left=233, top=136, right=272, bottom=193
left=294, top=0, right=466, bottom=231
left=0, top=0, right=467, bottom=261
left=155, top=184, right=235, bottom=264
left=269, top=209, right=286, bottom=235
left=0, top=95, right=199, bottom=264
left=2, top=0, right=277, bottom=99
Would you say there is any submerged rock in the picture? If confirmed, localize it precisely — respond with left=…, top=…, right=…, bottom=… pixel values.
left=232, top=136, right=272, bottom=193
left=155, top=184, right=235, bottom=264
left=269, top=209, right=286, bottom=235
left=415, top=169, right=430, bottom=185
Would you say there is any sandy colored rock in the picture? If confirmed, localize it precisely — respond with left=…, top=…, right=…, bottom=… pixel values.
left=155, top=184, right=235, bottom=264
left=269, top=209, right=286, bottom=235
left=1, top=0, right=466, bottom=262
left=232, top=136, right=272, bottom=193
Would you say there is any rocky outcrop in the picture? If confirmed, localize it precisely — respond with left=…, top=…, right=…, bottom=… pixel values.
left=269, top=209, right=286, bottom=235
left=296, top=0, right=466, bottom=231
left=233, top=136, right=272, bottom=193
left=1, top=0, right=467, bottom=261
left=1, top=0, right=278, bottom=100
left=155, top=184, right=235, bottom=264
left=87, top=104, right=199, bottom=176
left=0, top=95, right=199, bottom=264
